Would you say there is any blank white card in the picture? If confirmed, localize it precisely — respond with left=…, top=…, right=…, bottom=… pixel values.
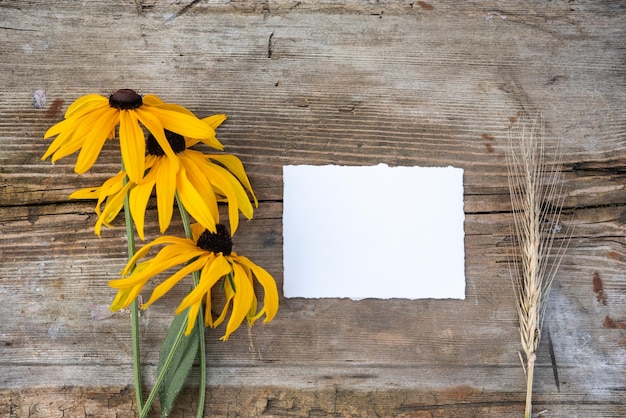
left=282, top=164, right=465, bottom=300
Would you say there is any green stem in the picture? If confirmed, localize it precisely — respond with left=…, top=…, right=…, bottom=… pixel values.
left=140, top=319, right=188, bottom=418
left=123, top=177, right=144, bottom=413
left=176, top=195, right=207, bottom=418
left=138, top=195, right=207, bottom=417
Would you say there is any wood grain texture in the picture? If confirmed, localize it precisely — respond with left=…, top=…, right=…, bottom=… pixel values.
left=1, top=0, right=625, bottom=416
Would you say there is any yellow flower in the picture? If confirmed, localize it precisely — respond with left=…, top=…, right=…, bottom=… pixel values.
left=42, top=89, right=223, bottom=183
left=70, top=115, right=257, bottom=240
left=109, top=224, right=279, bottom=340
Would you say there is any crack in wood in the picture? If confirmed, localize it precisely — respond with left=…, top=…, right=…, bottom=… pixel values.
left=546, top=327, right=561, bottom=392
left=167, top=0, right=203, bottom=22
left=268, top=31, right=274, bottom=59
left=0, top=26, right=37, bottom=32
left=572, top=160, right=626, bottom=176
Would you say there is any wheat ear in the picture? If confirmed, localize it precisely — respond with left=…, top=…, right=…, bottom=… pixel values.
left=506, top=115, right=569, bottom=418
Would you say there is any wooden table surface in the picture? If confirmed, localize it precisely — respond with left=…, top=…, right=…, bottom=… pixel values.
left=1, top=1, right=625, bottom=416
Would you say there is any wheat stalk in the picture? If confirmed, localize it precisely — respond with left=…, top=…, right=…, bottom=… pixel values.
left=506, top=115, right=569, bottom=418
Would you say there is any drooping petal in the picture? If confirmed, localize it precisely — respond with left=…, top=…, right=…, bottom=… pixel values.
left=184, top=302, right=202, bottom=335
left=69, top=187, right=100, bottom=200
left=246, top=291, right=259, bottom=327
left=121, top=235, right=195, bottom=276
left=240, top=263, right=259, bottom=326
left=48, top=108, right=114, bottom=162
left=94, top=181, right=132, bottom=236
left=111, top=243, right=205, bottom=290
left=176, top=164, right=218, bottom=233
left=222, top=262, right=255, bottom=340
left=74, top=107, right=120, bottom=174
left=154, top=157, right=177, bottom=233
left=176, top=254, right=231, bottom=313
left=44, top=107, right=109, bottom=161
left=143, top=255, right=209, bottom=308
left=43, top=116, right=77, bottom=141
left=212, top=277, right=235, bottom=329
left=70, top=173, right=127, bottom=238
left=110, top=288, right=137, bottom=311
left=129, top=166, right=157, bottom=240
left=237, top=254, right=279, bottom=323
left=118, top=110, right=146, bottom=184
left=179, top=152, right=220, bottom=227
left=111, top=260, right=155, bottom=310
left=200, top=161, right=254, bottom=234
left=94, top=171, right=127, bottom=217
left=209, top=154, right=257, bottom=207
left=203, top=291, right=214, bottom=328
left=187, top=151, right=252, bottom=231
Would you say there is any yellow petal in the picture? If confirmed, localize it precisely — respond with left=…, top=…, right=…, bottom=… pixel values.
left=69, top=187, right=100, bottom=200
left=203, top=291, right=215, bottom=328
left=143, top=255, right=208, bottom=308
left=43, top=110, right=98, bottom=160
left=185, top=114, right=228, bottom=147
left=119, top=110, right=146, bottom=184
left=44, top=98, right=112, bottom=160
left=110, top=288, right=134, bottom=311
left=246, top=293, right=259, bottom=327
left=176, top=165, right=218, bottom=233
left=176, top=254, right=231, bottom=313
left=147, top=107, right=224, bottom=150
left=64, top=94, right=108, bottom=118
left=209, top=154, right=257, bottom=207
left=121, top=235, right=194, bottom=276
left=110, top=281, right=146, bottom=311
left=154, top=157, right=177, bottom=233
left=111, top=245, right=204, bottom=290
left=184, top=303, right=202, bottom=335
left=152, top=102, right=196, bottom=117
left=222, top=263, right=254, bottom=340
left=74, top=107, right=119, bottom=174
left=49, top=110, right=110, bottom=162
left=203, top=114, right=227, bottom=130
left=43, top=117, right=76, bottom=141
left=180, top=152, right=220, bottom=228
left=141, top=94, right=164, bottom=106
left=94, top=182, right=131, bottom=236
left=134, top=108, right=180, bottom=172
left=237, top=255, right=279, bottom=323
left=200, top=161, right=254, bottom=234
left=103, top=181, right=132, bottom=223
left=191, top=223, right=206, bottom=242
left=129, top=169, right=157, bottom=241
left=95, top=171, right=127, bottom=217
left=213, top=280, right=235, bottom=329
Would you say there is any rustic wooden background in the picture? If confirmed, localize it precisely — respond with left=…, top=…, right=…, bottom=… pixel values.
left=1, top=0, right=625, bottom=416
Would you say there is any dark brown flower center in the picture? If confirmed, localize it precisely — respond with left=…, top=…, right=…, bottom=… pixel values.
left=109, top=89, right=143, bottom=110
left=196, top=224, right=232, bottom=255
left=146, top=130, right=186, bottom=156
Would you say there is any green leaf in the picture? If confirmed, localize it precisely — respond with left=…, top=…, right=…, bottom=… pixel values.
left=157, top=310, right=200, bottom=417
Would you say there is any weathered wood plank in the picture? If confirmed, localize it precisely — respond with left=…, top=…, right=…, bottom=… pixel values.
left=0, top=0, right=625, bottom=416
left=1, top=385, right=625, bottom=417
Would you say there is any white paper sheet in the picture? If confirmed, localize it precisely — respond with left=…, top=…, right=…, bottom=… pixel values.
left=283, top=163, right=465, bottom=300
